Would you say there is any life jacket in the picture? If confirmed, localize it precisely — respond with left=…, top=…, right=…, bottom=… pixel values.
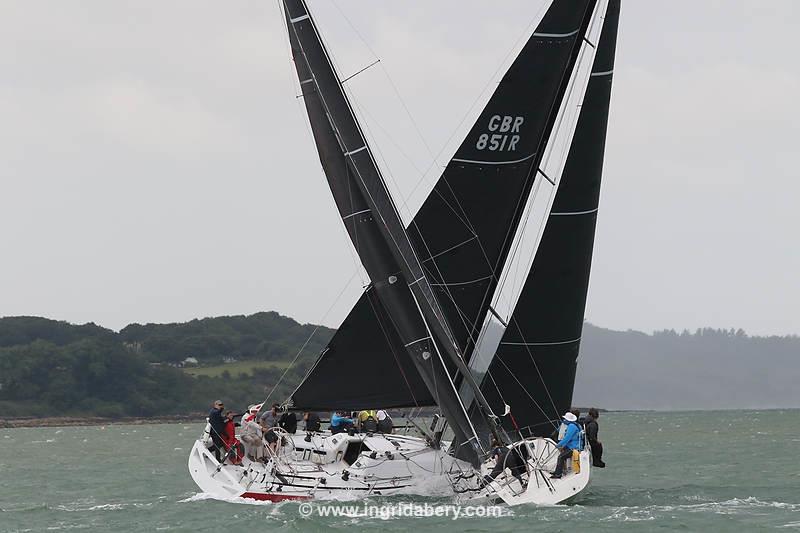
left=222, top=420, right=243, bottom=464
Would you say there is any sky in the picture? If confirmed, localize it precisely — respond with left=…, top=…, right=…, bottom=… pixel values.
left=1, top=1, right=798, bottom=336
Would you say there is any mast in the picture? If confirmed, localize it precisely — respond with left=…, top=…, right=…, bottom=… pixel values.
left=282, top=0, right=492, bottom=464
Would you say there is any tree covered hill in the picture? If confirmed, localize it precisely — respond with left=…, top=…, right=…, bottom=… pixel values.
left=1, top=314, right=798, bottom=419
left=0, top=313, right=332, bottom=419
left=0, top=316, right=117, bottom=347
left=118, top=311, right=333, bottom=364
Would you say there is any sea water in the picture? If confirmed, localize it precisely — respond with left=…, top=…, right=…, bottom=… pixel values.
left=1, top=410, right=798, bottom=532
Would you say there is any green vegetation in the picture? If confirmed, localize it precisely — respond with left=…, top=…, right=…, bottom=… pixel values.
left=0, top=314, right=332, bottom=419
left=182, top=360, right=292, bottom=378
left=118, top=311, right=332, bottom=365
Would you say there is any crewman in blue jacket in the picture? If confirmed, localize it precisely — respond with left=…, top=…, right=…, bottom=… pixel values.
left=550, top=411, right=582, bottom=479
left=329, top=411, right=355, bottom=434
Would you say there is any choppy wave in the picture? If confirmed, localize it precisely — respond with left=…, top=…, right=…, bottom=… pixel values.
left=525, top=496, right=800, bottom=523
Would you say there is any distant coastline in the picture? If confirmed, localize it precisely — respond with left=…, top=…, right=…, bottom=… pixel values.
left=1, top=414, right=205, bottom=429
left=3, top=314, right=800, bottom=418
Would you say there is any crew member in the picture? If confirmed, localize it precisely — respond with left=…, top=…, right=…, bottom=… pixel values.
left=222, top=410, right=243, bottom=465
left=208, top=400, right=227, bottom=462
left=484, top=439, right=526, bottom=488
left=330, top=411, right=355, bottom=434
left=584, top=407, right=605, bottom=468
left=259, top=403, right=279, bottom=428
left=278, top=410, right=298, bottom=434
left=358, top=409, right=378, bottom=433
left=304, top=412, right=321, bottom=432
left=240, top=416, right=266, bottom=461
left=376, top=410, right=393, bottom=434
left=260, top=418, right=280, bottom=454
left=550, top=411, right=581, bottom=479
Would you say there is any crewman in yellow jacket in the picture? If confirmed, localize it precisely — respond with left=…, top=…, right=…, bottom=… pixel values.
left=358, top=410, right=378, bottom=432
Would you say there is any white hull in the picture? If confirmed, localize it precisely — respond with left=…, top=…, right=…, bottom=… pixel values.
left=188, top=430, right=460, bottom=502
left=459, top=437, right=593, bottom=506
left=188, top=429, right=591, bottom=506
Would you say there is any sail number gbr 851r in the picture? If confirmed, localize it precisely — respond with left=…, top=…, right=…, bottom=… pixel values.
left=476, top=115, right=523, bottom=152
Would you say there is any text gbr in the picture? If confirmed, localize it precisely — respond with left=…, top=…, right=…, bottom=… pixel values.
left=476, top=115, right=523, bottom=152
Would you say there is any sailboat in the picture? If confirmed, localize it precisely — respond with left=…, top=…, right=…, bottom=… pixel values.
left=188, top=0, right=620, bottom=506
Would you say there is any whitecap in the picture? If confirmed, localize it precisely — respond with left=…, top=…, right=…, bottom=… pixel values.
left=54, top=503, right=127, bottom=512
left=178, top=492, right=295, bottom=510
left=178, top=492, right=219, bottom=503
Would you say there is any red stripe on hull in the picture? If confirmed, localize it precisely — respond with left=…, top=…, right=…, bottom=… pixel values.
left=240, top=491, right=311, bottom=502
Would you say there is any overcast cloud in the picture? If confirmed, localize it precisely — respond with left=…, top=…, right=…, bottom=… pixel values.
left=1, top=1, right=797, bottom=335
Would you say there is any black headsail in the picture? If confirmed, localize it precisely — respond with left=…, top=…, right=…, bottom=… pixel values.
left=291, top=0, right=598, bottom=417
left=481, top=0, right=621, bottom=437
left=282, top=0, right=497, bottom=465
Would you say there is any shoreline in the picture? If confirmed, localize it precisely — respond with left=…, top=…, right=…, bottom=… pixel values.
left=1, top=414, right=206, bottom=429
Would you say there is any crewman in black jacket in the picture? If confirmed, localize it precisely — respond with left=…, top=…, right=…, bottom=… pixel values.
left=584, top=407, right=606, bottom=468
left=483, top=439, right=527, bottom=488
left=303, top=411, right=321, bottom=432
left=208, top=400, right=227, bottom=462
left=278, top=411, right=298, bottom=434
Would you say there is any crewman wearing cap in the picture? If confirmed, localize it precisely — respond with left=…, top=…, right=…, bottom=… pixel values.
left=208, top=400, right=227, bottom=462
left=550, top=411, right=582, bottom=479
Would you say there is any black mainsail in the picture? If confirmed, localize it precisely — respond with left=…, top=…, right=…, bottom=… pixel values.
left=282, top=0, right=500, bottom=464
left=291, top=0, right=598, bottom=417
left=481, top=0, right=621, bottom=437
